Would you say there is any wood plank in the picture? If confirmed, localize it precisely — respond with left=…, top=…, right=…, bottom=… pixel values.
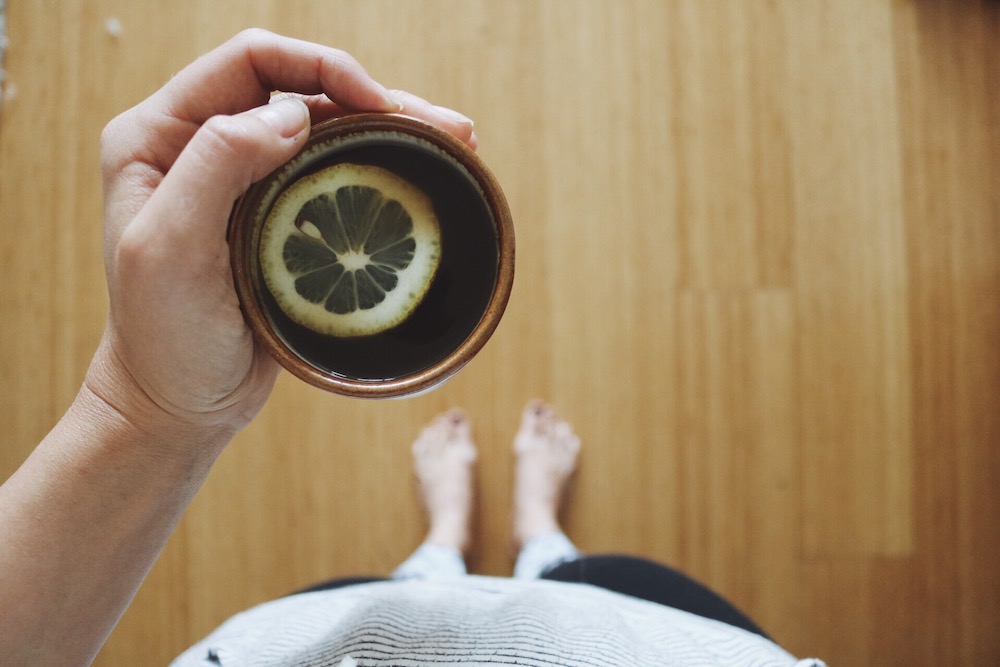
left=785, top=0, right=914, bottom=557
left=892, top=1, right=1000, bottom=662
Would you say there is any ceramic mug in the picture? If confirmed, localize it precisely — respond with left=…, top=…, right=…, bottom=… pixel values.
left=229, top=113, right=515, bottom=398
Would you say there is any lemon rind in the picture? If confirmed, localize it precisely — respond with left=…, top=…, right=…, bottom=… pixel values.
left=259, top=163, right=441, bottom=338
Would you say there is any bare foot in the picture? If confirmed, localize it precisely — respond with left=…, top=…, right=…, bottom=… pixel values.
left=513, top=401, right=580, bottom=547
left=411, top=408, right=477, bottom=553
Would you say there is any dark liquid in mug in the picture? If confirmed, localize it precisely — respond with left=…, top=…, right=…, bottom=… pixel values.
left=257, top=138, right=499, bottom=381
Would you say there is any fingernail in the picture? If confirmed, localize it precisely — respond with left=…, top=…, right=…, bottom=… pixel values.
left=436, top=105, right=475, bottom=127
left=255, top=98, right=310, bottom=138
left=381, top=87, right=404, bottom=112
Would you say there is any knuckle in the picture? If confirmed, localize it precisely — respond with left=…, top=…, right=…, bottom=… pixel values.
left=100, top=111, right=132, bottom=171
left=99, top=116, right=119, bottom=150
left=321, top=48, right=367, bottom=83
left=327, top=48, right=361, bottom=70
left=187, top=113, right=276, bottom=197
left=231, top=27, right=274, bottom=47
left=197, top=114, right=253, bottom=157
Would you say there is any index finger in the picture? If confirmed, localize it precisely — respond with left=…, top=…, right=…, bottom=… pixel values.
left=104, top=30, right=400, bottom=172
left=154, top=29, right=401, bottom=123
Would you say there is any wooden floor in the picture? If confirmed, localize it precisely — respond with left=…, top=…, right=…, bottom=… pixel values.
left=1, top=1, right=998, bottom=664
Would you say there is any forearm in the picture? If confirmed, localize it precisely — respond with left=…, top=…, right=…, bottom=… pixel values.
left=0, top=383, right=232, bottom=666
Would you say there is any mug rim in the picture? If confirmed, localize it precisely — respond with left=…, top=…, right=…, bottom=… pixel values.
left=229, top=113, right=515, bottom=398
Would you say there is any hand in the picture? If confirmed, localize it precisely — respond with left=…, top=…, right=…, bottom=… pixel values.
left=91, top=29, right=477, bottom=444
left=0, top=31, right=479, bottom=665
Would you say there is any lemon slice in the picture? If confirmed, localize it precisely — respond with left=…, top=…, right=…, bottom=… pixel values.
left=259, top=163, right=441, bottom=338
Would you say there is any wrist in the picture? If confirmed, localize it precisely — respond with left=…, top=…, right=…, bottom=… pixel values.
left=80, top=334, right=238, bottom=466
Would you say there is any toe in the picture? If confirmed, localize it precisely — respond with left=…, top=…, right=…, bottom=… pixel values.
left=521, top=400, right=556, bottom=436
left=523, top=399, right=550, bottom=422
left=445, top=408, right=471, bottom=439
left=555, top=421, right=578, bottom=446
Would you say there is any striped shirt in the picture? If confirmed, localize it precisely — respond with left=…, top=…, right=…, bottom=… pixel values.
left=171, top=576, right=825, bottom=666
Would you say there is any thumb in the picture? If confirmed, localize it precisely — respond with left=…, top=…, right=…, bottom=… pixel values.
left=142, top=98, right=311, bottom=247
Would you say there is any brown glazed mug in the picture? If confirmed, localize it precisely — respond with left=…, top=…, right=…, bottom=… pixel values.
left=229, top=113, right=515, bottom=398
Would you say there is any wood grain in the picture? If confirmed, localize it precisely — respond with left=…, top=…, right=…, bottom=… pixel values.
left=1, top=1, right=997, bottom=664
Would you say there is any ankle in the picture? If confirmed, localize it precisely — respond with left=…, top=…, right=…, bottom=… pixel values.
left=426, top=515, right=470, bottom=553
left=514, top=514, right=560, bottom=549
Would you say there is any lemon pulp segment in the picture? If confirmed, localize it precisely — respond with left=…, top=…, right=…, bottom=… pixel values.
left=259, top=163, right=441, bottom=337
